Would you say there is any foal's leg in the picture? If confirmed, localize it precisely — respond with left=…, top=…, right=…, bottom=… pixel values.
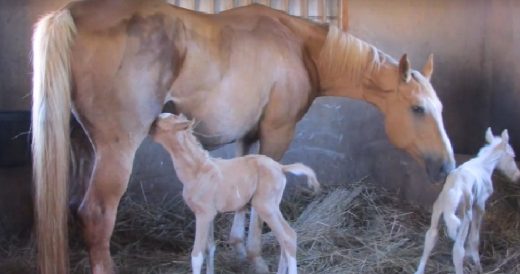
left=254, top=203, right=297, bottom=274
left=467, top=204, right=484, bottom=273
left=192, top=212, right=217, bottom=274
left=247, top=208, right=269, bottom=273
left=246, top=123, right=296, bottom=272
left=206, top=220, right=216, bottom=274
left=452, top=214, right=471, bottom=274
left=415, top=201, right=443, bottom=274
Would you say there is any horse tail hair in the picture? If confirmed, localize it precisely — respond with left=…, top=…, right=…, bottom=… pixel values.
left=32, top=8, right=76, bottom=274
left=282, top=163, right=321, bottom=194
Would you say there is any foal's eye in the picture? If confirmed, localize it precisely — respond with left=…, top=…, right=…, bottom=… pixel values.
left=411, top=105, right=425, bottom=115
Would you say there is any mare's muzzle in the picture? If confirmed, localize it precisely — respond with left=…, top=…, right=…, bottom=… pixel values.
left=425, top=156, right=455, bottom=183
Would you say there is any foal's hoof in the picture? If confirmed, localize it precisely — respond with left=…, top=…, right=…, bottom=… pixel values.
left=251, top=256, right=269, bottom=274
left=231, top=242, right=247, bottom=260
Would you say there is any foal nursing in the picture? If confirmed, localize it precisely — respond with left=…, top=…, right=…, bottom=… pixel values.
left=150, top=113, right=320, bottom=274
left=415, top=128, right=520, bottom=274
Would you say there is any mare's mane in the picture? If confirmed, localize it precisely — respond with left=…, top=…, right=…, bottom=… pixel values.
left=318, top=25, right=382, bottom=87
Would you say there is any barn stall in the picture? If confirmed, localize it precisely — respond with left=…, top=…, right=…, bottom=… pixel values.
left=1, top=0, right=520, bottom=273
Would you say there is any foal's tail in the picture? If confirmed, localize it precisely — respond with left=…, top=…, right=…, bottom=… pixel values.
left=282, top=163, right=321, bottom=193
left=32, top=8, right=76, bottom=274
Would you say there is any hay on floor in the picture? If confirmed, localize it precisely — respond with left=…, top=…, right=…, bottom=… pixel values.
left=1, top=176, right=520, bottom=273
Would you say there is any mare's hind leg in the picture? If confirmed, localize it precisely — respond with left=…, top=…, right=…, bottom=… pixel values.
left=69, top=119, right=94, bottom=216
left=78, top=137, right=144, bottom=274
left=229, top=139, right=255, bottom=259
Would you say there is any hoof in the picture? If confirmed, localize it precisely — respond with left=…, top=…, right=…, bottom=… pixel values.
left=251, top=256, right=269, bottom=273
left=230, top=242, right=247, bottom=260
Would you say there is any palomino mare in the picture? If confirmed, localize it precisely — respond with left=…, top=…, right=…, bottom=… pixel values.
left=32, top=1, right=454, bottom=273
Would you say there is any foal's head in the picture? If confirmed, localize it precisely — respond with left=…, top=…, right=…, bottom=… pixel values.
left=150, top=113, right=194, bottom=148
left=484, top=128, right=520, bottom=181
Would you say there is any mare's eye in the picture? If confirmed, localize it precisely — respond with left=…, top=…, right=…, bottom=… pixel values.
left=411, top=105, right=425, bottom=115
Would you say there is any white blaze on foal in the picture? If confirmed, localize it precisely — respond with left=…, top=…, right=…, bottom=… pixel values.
left=415, top=128, right=520, bottom=274
left=150, top=113, right=320, bottom=274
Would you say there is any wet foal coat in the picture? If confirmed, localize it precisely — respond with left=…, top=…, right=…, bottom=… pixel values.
left=415, top=128, right=520, bottom=274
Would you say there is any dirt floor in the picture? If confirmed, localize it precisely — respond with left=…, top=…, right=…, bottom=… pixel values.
left=1, top=176, right=520, bottom=274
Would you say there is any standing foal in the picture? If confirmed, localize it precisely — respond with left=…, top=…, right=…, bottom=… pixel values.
left=415, top=128, right=520, bottom=274
left=150, top=113, right=320, bottom=274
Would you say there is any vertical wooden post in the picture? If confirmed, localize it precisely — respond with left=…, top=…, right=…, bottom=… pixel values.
left=338, top=0, right=349, bottom=31
left=318, top=0, right=326, bottom=22
left=221, top=0, right=234, bottom=11
left=301, top=0, right=308, bottom=18
left=282, top=0, right=289, bottom=13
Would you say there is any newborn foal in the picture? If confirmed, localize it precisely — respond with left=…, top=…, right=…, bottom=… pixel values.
left=415, top=128, right=520, bottom=274
left=150, top=113, right=320, bottom=274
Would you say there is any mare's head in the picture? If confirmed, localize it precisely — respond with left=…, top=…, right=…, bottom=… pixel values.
left=318, top=29, right=455, bottom=182
left=484, top=128, right=520, bottom=181
left=368, top=54, right=455, bottom=182
left=150, top=113, right=194, bottom=147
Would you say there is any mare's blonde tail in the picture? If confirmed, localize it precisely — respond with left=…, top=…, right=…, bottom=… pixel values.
left=32, top=8, right=76, bottom=274
left=282, top=163, right=321, bottom=193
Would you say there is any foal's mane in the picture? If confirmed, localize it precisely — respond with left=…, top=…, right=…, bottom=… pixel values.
left=477, top=138, right=504, bottom=160
left=181, top=125, right=210, bottom=160
left=318, top=25, right=382, bottom=86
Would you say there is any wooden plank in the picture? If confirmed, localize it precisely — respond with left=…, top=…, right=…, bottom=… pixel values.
left=319, top=0, right=326, bottom=22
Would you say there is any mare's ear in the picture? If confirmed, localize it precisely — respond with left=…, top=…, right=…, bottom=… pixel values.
left=501, top=129, right=509, bottom=143
left=485, top=127, right=494, bottom=143
left=422, top=54, right=434, bottom=80
left=399, top=54, right=412, bottom=83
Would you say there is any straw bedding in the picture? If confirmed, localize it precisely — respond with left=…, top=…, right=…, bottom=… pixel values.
left=1, top=176, right=520, bottom=274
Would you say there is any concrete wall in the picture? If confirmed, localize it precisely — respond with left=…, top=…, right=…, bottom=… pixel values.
left=1, top=0, right=520, bottom=234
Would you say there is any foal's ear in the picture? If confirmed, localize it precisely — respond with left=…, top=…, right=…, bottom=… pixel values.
left=485, top=127, right=494, bottom=143
left=399, top=54, right=412, bottom=83
left=422, top=54, right=434, bottom=80
left=501, top=129, right=510, bottom=143
left=174, top=121, right=191, bottom=131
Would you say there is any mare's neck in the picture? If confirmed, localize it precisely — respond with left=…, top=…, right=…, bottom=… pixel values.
left=299, top=24, right=398, bottom=110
